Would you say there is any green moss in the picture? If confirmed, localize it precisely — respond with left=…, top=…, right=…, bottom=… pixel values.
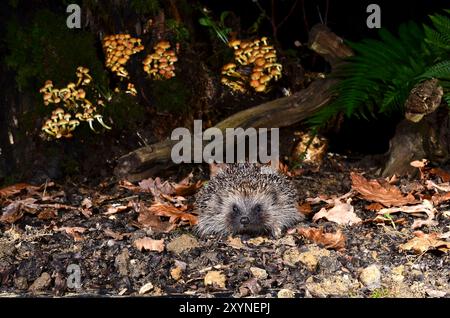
left=369, top=288, right=390, bottom=298
left=102, top=92, right=145, bottom=130
left=5, top=9, right=107, bottom=91
left=151, top=78, right=191, bottom=113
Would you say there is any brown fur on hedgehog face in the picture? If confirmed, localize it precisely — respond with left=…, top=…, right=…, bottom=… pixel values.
left=195, top=163, right=303, bottom=238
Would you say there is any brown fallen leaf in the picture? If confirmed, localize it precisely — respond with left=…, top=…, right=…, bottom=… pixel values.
left=37, top=208, right=58, bottom=220
left=137, top=207, right=178, bottom=232
left=148, top=202, right=198, bottom=226
left=104, top=204, right=130, bottom=215
left=104, top=228, right=130, bottom=240
left=351, top=172, right=417, bottom=207
left=227, top=236, right=247, bottom=250
left=138, top=177, right=175, bottom=200
left=0, top=198, right=39, bottom=223
left=377, top=200, right=437, bottom=229
left=426, top=180, right=450, bottom=192
left=297, top=202, right=313, bottom=216
left=429, top=168, right=450, bottom=182
left=173, top=180, right=203, bottom=197
left=118, top=180, right=141, bottom=192
left=297, top=226, right=346, bottom=251
left=312, top=199, right=361, bottom=225
left=400, top=231, right=450, bottom=254
left=57, top=226, right=86, bottom=242
left=134, top=237, right=165, bottom=252
left=80, top=197, right=93, bottom=218
left=431, top=191, right=450, bottom=205
left=0, top=183, right=39, bottom=197
left=365, top=202, right=384, bottom=212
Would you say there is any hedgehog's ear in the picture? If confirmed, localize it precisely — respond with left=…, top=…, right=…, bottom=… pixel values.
left=209, top=162, right=229, bottom=178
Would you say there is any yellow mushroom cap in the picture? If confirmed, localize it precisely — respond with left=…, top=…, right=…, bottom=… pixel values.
left=222, top=63, right=237, bottom=71
left=229, top=39, right=241, bottom=47
left=255, top=84, right=266, bottom=92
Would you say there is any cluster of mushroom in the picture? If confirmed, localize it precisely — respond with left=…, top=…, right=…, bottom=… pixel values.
left=142, top=40, right=178, bottom=79
left=103, top=34, right=145, bottom=78
left=221, top=37, right=282, bottom=93
left=39, top=67, right=110, bottom=139
left=41, top=108, right=80, bottom=139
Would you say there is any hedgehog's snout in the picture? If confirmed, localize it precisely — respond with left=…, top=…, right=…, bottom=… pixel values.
left=240, top=216, right=250, bottom=225
left=228, top=200, right=267, bottom=235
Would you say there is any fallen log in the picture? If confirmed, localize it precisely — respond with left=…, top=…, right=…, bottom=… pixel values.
left=115, top=24, right=353, bottom=181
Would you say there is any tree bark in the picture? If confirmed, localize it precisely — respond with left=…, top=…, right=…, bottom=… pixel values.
left=114, top=24, right=352, bottom=181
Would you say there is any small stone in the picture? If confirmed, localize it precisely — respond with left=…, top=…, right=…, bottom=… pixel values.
left=204, top=270, right=226, bottom=289
left=250, top=267, right=268, bottom=280
left=28, top=272, right=52, bottom=292
left=277, top=288, right=295, bottom=298
left=283, top=248, right=302, bottom=266
left=114, top=249, right=130, bottom=276
left=167, top=234, right=199, bottom=254
left=170, top=266, right=183, bottom=281
left=391, top=265, right=405, bottom=282
left=139, top=282, right=154, bottom=295
left=298, top=251, right=319, bottom=272
left=360, top=264, right=381, bottom=289
left=14, top=276, right=28, bottom=291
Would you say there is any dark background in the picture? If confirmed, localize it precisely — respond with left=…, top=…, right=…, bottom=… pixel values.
left=0, top=0, right=448, bottom=184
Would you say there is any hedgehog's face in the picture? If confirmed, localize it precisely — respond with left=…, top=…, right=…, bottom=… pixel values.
left=226, top=196, right=270, bottom=235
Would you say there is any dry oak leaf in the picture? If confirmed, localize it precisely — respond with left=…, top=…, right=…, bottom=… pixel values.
left=0, top=183, right=39, bottom=197
left=57, top=226, right=86, bottom=242
left=297, top=226, right=346, bottom=251
left=172, top=173, right=204, bottom=196
left=138, top=177, right=175, bottom=199
left=1, top=198, right=39, bottom=223
left=134, top=237, right=165, bottom=252
left=148, top=202, right=198, bottom=226
left=400, top=231, right=450, bottom=254
left=351, top=172, right=416, bottom=207
left=312, top=199, right=362, bottom=225
left=377, top=200, right=438, bottom=229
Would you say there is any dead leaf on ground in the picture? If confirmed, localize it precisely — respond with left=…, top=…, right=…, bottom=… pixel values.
left=297, top=202, right=313, bottom=216
left=104, top=204, right=130, bottom=215
left=1, top=198, right=39, bottom=223
left=227, top=236, right=247, bottom=250
left=137, top=206, right=177, bottom=233
left=148, top=202, right=198, bottom=226
left=312, top=199, right=361, bottom=225
left=426, top=180, right=450, bottom=193
left=138, top=177, right=175, bottom=200
left=365, top=202, right=384, bottom=212
left=0, top=183, right=40, bottom=198
left=104, top=228, right=130, bottom=240
left=134, top=237, right=165, bottom=252
left=37, top=208, right=58, bottom=220
left=172, top=172, right=203, bottom=196
left=57, top=226, right=86, bottom=242
left=351, top=172, right=417, bottom=207
left=400, top=231, right=450, bottom=254
left=429, top=168, right=450, bottom=182
left=377, top=200, right=437, bottom=229
left=297, top=226, right=346, bottom=250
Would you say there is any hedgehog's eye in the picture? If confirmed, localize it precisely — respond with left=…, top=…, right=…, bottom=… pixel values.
left=253, top=204, right=262, bottom=214
left=232, top=205, right=240, bottom=214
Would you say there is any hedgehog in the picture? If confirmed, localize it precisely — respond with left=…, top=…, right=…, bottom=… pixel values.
left=195, top=163, right=303, bottom=238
